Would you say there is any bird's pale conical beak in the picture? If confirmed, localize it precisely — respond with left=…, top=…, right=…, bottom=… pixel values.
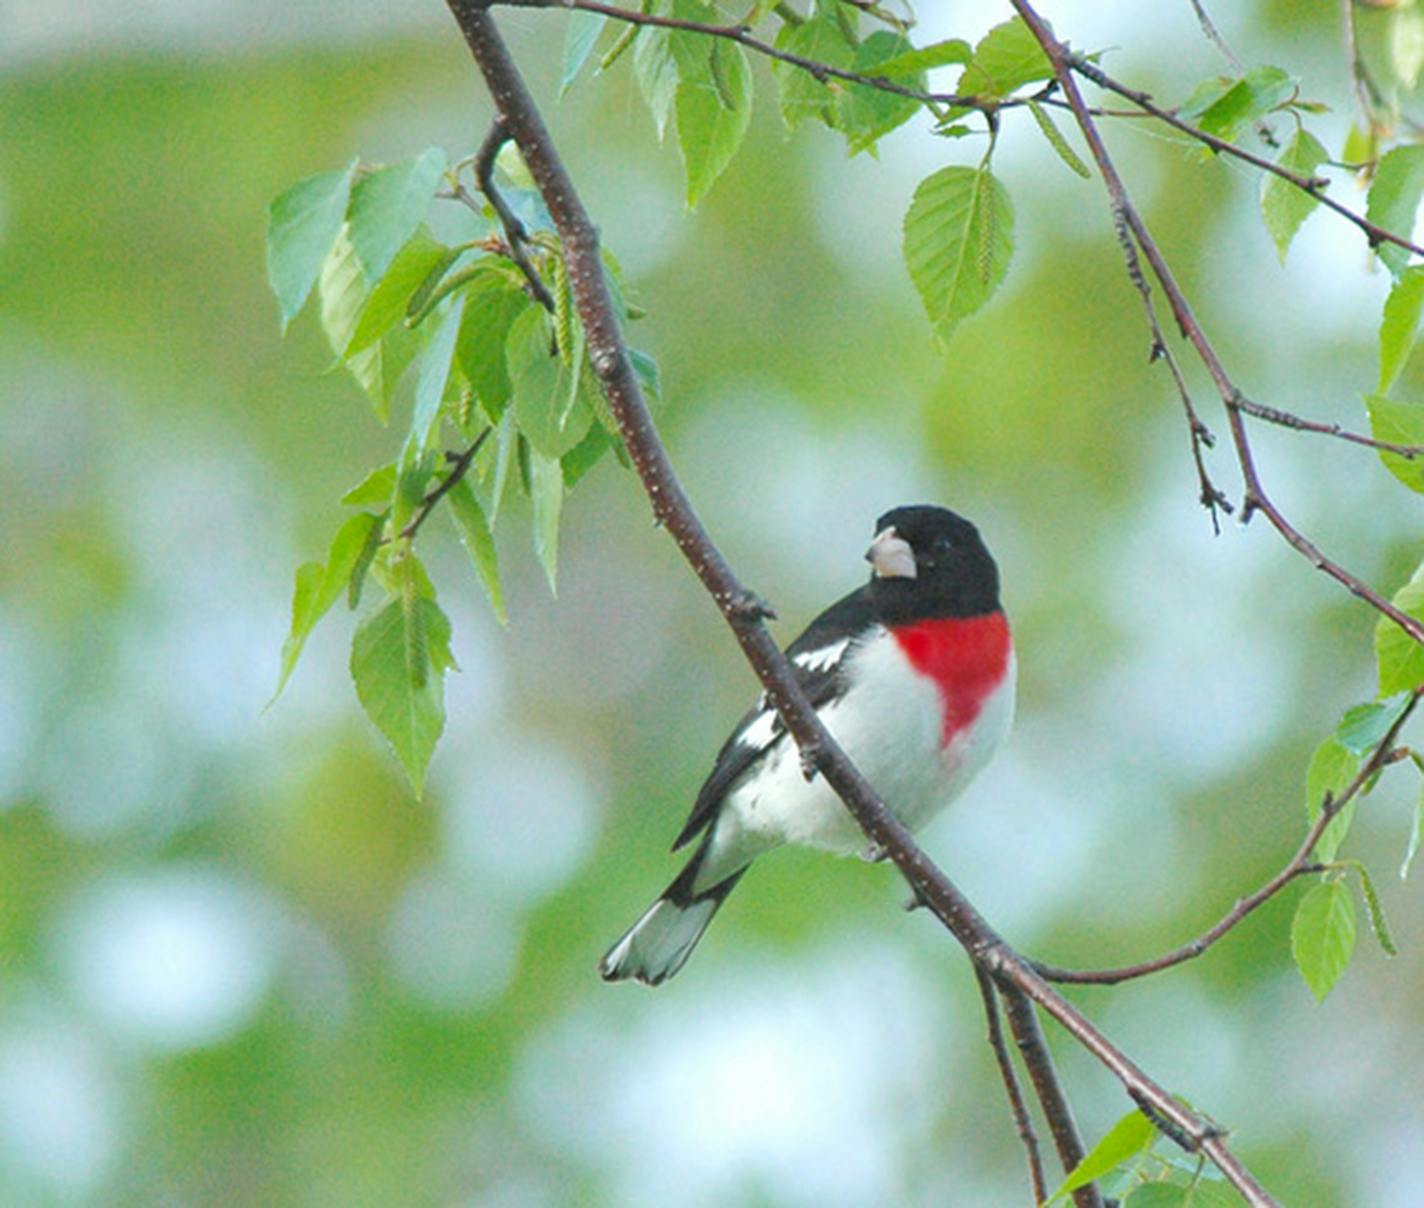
left=865, top=527, right=917, bottom=579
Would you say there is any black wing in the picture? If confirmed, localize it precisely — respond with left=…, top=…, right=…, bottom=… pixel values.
left=671, top=584, right=876, bottom=850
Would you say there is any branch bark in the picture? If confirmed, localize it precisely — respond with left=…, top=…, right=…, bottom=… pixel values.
left=443, top=4, right=1280, bottom=1204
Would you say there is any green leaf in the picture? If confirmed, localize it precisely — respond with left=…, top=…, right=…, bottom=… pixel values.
left=630, top=346, right=661, bottom=406
left=350, top=589, right=455, bottom=797
left=1180, top=1180, right=1244, bottom=1208
left=1048, top=1109, right=1156, bottom=1203
left=1178, top=75, right=1234, bottom=123
left=273, top=512, right=382, bottom=702
left=871, top=38, right=973, bottom=78
left=903, top=165, right=1015, bottom=342
left=1123, top=1186, right=1188, bottom=1208
left=447, top=478, right=506, bottom=625
left=1380, top=266, right=1424, bottom=392
left=1402, top=781, right=1423, bottom=879
left=1366, top=144, right=1424, bottom=278
left=562, top=423, right=612, bottom=488
left=345, top=228, right=450, bottom=359
left=1376, top=555, right=1424, bottom=696
left=958, top=18, right=1053, bottom=99
left=675, top=39, right=754, bottom=206
left=342, top=463, right=397, bottom=508
left=347, top=147, right=448, bottom=283
left=633, top=24, right=680, bottom=139
left=773, top=8, right=855, bottom=131
left=456, top=276, right=533, bottom=421
left=1363, top=393, right=1424, bottom=492
left=1027, top=99, right=1091, bottom=178
left=1305, top=736, right=1360, bottom=863
left=319, top=226, right=419, bottom=420
left=1341, top=860, right=1397, bottom=955
left=1183, top=65, right=1295, bottom=140
left=562, top=10, right=607, bottom=96
left=347, top=514, right=384, bottom=610
left=1337, top=691, right=1412, bottom=756
left=528, top=445, right=564, bottom=593
left=402, top=294, right=467, bottom=466
left=506, top=307, right=595, bottom=458
left=266, top=158, right=358, bottom=330
left=1391, top=4, right=1424, bottom=92
left=1291, top=880, right=1357, bottom=1002
left=1260, top=129, right=1328, bottom=262
left=836, top=31, right=924, bottom=155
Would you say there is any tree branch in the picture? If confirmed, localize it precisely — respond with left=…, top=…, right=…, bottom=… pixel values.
left=1069, top=54, right=1424, bottom=265
left=492, top=0, right=1007, bottom=115
left=1235, top=396, right=1424, bottom=459
left=396, top=427, right=494, bottom=543
left=1000, top=984, right=1098, bottom=1207
left=974, top=967, right=1048, bottom=1206
left=444, top=4, right=1280, bottom=1203
left=474, top=116, right=557, bottom=311
left=1009, top=2, right=1424, bottom=653
left=1038, top=687, right=1419, bottom=985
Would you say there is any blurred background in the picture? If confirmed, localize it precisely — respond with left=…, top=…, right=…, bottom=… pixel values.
left=2, top=1, right=1422, bottom=1204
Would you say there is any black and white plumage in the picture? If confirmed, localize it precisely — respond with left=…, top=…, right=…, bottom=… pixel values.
left=600, top=505, right=1015, bottom=986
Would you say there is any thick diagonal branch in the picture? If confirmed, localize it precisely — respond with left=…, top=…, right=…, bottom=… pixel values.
left=444, top=4, right=1274, bottom=1204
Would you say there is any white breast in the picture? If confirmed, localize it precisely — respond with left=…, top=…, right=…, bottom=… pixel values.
left=695, top=627, right=1016, bottom=888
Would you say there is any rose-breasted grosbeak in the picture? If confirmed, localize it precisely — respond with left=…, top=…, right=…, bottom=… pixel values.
left=600, top=505, right=1014, bottom=985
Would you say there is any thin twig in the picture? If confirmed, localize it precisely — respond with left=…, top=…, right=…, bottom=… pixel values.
left=1070, top=54, right=1424, bottom=265
left=494, top=0, right=1011, bottom=114
left=398, top=428, right=493, bottom=542
left=974, top=967, right=1048, bottom=1206
left=1188, top=0, right=1243, bottom=72
left=1000, top=984, right=1100, bottom=1208
left=1237, top=396, right=1424, bottom=459
left=475, top=116, right=556, bottom=312
left=445, top=5, right=1280, bottom=1204
left=1040, top=690, right=1419, bottom=985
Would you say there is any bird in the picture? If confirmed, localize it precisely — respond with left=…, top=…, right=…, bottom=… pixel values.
left=599, top=504, right=1015, bottom=986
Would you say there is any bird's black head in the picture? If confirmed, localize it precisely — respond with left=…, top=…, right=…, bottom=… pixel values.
left=865, top=504, right=1001, bottom=624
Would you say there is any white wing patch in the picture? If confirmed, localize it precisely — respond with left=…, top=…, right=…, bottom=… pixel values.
left=736, top=708, right=781, bottom=753
left=792, top=637, right=850, bottom=674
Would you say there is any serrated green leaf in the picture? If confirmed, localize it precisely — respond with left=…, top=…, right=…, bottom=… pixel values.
left=447, top=478, right=505, bottom=625
left=342, top=463, right=398, bottom=508
left=1306, top=736, right=1360, bottom=863
left=871, top=38, right=973, bottom=78
left=528, top=445, right=564, bottom=593
left=1048, top=1109, right=1156, bottom=1203
left=456, top=276, right=532, bottom=421
left=273, top=511, right=382, bottom=702
left=1376, top=556, right=1424, bottom=696
left=837, top=31, right=924, bottom=156
left=1179, top=75, right=1234, bottom=122
left=1337, top=692, right=1411, bottom=755
left=903, top=165, right=1015, bottom=342
left=1185, top=65, right=1295, bottom=141
left=773, top=8, right=855, bottom=131
left=507, top=307, right=594, bottom=457
left=1260, top=129, right=1328, bottom=262
left=1122, top=1187, right=1188, bottom=1208
left=486, top=410, right=517, bottom=525
left=1291, top=880, right=1357, bottom=1002
left=562, top=423, right=612, bottom=488
left=675, top=38, right=753, bottom=206
left=1379, top=265, right=1424, bottom=392
left=266, top=158, right=358, bottom=330
left=347, top=147, right=448, bottom=283
left=1363, top=393, right=1424, bottom=492
left=345, top=228, right=450, bottom=359
left=958, top=18, right=1053, bottom=99
left=633, top=23, right=680, bottom=139
left=403, top=295, right=466, bottom=464
left=319, top=226, right=420, bottom=420
left=1403, top=782, right=1423, bottom=879
left=1180, top=1180, right=1243, bottom=1208
left=1342, top=860, right=1397, bottom=955
left=350, top=589, right=454, bottom=796
left=562, top=10, right=607, bottom=96
left=1366, top=145, right=1424, bottom=278
left=1027, top=99, right=1091, bottom=178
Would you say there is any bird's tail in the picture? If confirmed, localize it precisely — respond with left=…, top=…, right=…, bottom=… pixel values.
left=599, top=844, right=746, bottom=986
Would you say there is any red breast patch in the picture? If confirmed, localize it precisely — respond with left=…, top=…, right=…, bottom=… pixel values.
left=891, top=611, right=1012, bottom=746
